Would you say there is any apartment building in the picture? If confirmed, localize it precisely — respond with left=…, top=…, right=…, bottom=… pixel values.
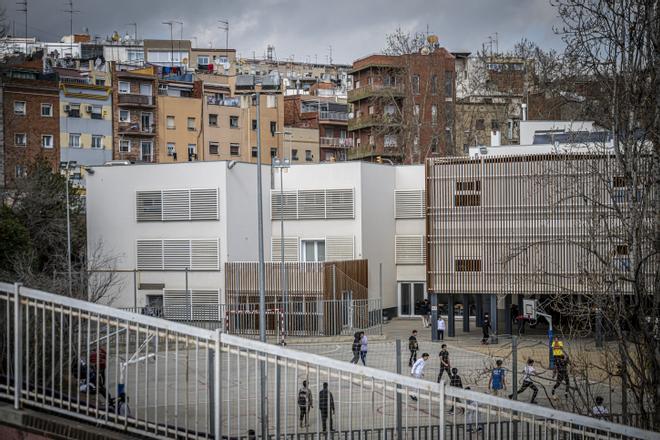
left=1, top=66, right=60, bottom=187
left=144, top=39, right=191, bottom=69
left=282, top=127, right=319, bottom=164
left=284, top=94, right=351, bottom=161
left=190, top=48, right=236, bottom=76
left=157, top=79, right=203, bottom=162
left=58, top=73, right=113, bottom=181
left=348, top=47, right=456, bottom=163
left=200, top=75, right=284, bottom=164
left=111, top=64, right=159, bottom=162
left=454, top=54, right=531, bottom=151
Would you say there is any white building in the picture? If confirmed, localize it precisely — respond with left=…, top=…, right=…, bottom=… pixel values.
left=86, top=161, right=270, bottom=312
left=87, top=161, right=427, bottom=317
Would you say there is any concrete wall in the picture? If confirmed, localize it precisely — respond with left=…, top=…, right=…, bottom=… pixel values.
left=519, top=120, right=595, bottom=145
left=86, top=161, right=269, bottom=307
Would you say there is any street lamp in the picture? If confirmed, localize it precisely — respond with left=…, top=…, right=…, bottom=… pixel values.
left=272, top=148, right=291, bottom=344
left=60, top=160, right=77, bottom=297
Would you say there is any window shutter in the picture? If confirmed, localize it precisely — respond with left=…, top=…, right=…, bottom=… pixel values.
left=136, top=191, right=162, bottom=221
left=298, top=190, right=326, bottom=219
left=163, top=189, right=190, bottom=221
left=164, top=239, right=191, bottom=270
left=271, top=190, right=298, bottom=220
left=326, top=236, right=355, bottom=261
left=163, top=289, right=189, bottom=320
left=136, top=239, right=163, bottom=270
left=191, top=239, right=219, bottom=269
left=326, top=189, right=354, bottom=219
left=190, top=188, right=219, bottom=220
left=395, top=190, right=426, bottom=219
left=271, top=237, right=300, bottom=261
left=395, top=235, right=426, bottom=265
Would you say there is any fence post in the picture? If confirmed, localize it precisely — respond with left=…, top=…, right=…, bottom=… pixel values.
left=395, top=339, right=402, bottom=439
left=214, top=329, right=222, bottom=439
left=379, top=263, right=383, bottom=336
left=512, top=335, right=518, bottom=400
left=332, top=264, right=336, bottom=301
left=439, top=380, right=445, bottom=440
left=133, top=269, right=138, bottom=311
left=13, top=282, right=23, bottom=410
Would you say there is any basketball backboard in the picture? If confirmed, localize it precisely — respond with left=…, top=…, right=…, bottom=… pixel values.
left=523, top=299, right=537, bottom=319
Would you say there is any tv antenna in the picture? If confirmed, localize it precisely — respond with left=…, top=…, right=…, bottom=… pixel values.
left=126, top=22, right=137, bottom=41
left=64, top=0, right=80, bottom=57
left=218, top=19, right=229, bottom=51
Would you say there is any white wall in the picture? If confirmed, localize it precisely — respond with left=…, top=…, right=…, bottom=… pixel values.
left=86, top=161, right=267, bottom=308
left=519, top=120, right=595, bottom=145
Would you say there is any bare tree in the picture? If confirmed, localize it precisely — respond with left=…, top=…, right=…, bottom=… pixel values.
left=503, top=0, right=659, bottom=429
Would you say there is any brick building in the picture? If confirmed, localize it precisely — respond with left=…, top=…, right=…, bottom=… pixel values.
left=1, top=67, right=60, bottom=188
left=284, top=94, right=350, bottom=162
left=111, top=64, right=159, bottom=162
left=347, top=48, right=456, bottom=163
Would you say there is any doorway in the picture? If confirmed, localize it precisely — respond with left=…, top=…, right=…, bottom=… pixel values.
left=398, top=282, right=426, bottom=317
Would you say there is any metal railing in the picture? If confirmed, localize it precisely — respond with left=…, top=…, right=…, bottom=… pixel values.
left=320, top=137, right=354, bottom=148
left=118, top=94, right=154, bottom=106
left=0, top=282, right=656, bottom=440
left=319, top=111, right=349, bottom=121
left=120, top=298, right=383, bottom=338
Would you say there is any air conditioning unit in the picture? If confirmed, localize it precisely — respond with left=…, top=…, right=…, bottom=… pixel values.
left=63, top=105, right=70, bottom=113
left=85, top=105, right=93, bottom=113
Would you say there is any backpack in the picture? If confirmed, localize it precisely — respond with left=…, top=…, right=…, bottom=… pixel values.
left=298, top=388, right=308, bottom=407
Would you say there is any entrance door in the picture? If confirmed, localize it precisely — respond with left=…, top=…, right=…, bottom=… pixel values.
left=140, top=141, right=153, bottom=162
left=399, top=282, right=426, bottom=317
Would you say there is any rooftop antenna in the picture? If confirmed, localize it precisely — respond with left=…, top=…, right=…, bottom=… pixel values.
left=64, top=0, right=80, bottom=57
left=173, top=20, right=183, bottom=66
left=162, top=20, right=174, bottom=70
left=494, top=32, right=499, bottom=55
left=218, top=19, right=229, bottom=52
left=16, top=0, right=27, bottom=55
left=328, top=45, right=332, bottom=65
left=126, top=22, right=137, bottom=41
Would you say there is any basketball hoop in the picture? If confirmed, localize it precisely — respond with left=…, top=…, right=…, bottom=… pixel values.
left=522, top=299, right=537, bottom=320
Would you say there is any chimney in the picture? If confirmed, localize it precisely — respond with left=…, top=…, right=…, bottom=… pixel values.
left=521, top=103, right=528, bottom=121
left=491, top=130, right=501, bottom=147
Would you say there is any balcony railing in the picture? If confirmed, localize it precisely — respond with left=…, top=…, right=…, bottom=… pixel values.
left=348, top=83, right=405, bottom=103
left=118, top=123, right=156, bottom=134
left=320, top=137, right=354, bottom=148
left=207, top=96, right=240, bottom=107
left=118, top=93, right=153, bottom=106
left=319, top=110, right=349, bottom=121
left=348, top=114, right=399, bottom=131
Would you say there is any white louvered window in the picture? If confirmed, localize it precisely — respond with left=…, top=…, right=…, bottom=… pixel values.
left=191, top=189, right=219, bottom=220
left=137, top=239, right=219, bottom=270
left=271, top=188, right=354, bottom=220
left=271, top=237, right=300, bottom=261
left=163, top=190, right=190, bottom=221
left=136, top=188, right=219, bottom=222
left=136, top=240, right=163, bottom=270
left=271, top=191, right=298, bottom=220
left=136, top=191, right=162, bottom=221
left=395, top=235, right=426, bottom=265
left=395, top=190, right=426, bottom=219
left=298, top=190, right=326, bottom=219
left=164, top=239, right=190, bottom=270
left=326, top=236, right=355, bottom=261
left=163, top=289, right=220, bottom=320
left=326, top=189, right=355, bottom=219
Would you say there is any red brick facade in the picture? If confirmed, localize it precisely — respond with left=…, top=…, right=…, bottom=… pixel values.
left=2, top=77, right=60, bottom=187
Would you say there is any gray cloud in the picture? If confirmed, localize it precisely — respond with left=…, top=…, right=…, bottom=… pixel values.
left=5, top=0, right=563, bottom=64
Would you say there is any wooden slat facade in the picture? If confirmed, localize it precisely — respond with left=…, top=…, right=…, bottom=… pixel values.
left=426, top=154, right=635, bottom=296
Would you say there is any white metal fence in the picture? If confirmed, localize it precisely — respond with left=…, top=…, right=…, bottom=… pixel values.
left=0, top=282, right=656, bottom=440
left=121, top=298, right=383, bottom=338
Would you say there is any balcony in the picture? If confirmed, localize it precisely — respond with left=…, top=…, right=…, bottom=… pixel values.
left=118, top=94, right=154, bottom=106
left=207, top=96, right=240, bottom=107
left=347, top=84, right=404, bottom=103
left=320, top=137, right=354, bottom=149
left=319, top=110, right=349, bottom=122
left=118, top=123, right=156, bottom=136
left=348, top=114, right=399, bottom=131
left=347, top=145, right=402, bottom=161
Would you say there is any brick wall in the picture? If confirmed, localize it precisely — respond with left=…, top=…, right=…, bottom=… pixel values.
left=2, top=79, right=60, bottom=187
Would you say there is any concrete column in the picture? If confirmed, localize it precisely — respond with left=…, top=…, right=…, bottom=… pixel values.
left=447, top=294, right=455, bottom=338
left=504, top=294, right=512, bottom=336
left=475, top=295, right=483, bottom=327
left=489, top=294, right=498, bottom=344
left=463, top=294, right=470, bottom=333
left=431, top=293, right=439, bottom=342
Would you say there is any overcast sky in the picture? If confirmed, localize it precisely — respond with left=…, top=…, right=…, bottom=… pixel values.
left=5, top=0, right=564, bottom=64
